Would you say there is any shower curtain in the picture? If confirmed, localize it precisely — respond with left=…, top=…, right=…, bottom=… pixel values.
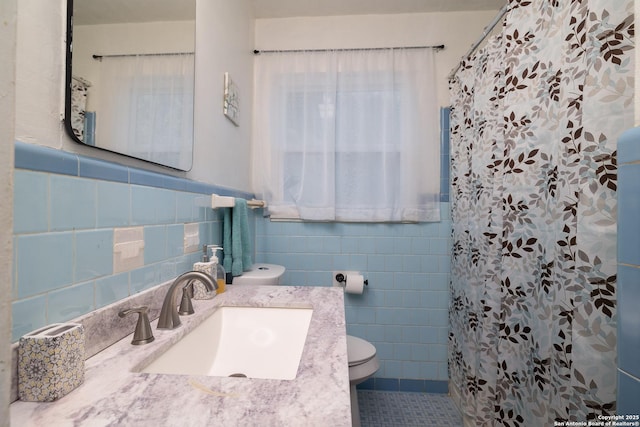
left=448, top=0, right=634, bottom=425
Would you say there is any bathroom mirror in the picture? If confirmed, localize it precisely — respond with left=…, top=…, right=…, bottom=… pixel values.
left=64, top=0, right=196, bottom=171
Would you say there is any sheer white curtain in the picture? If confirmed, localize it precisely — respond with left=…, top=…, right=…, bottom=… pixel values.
left=95, top=53, right=194, bottom=170
left=253, top=48, right=440, bottom=222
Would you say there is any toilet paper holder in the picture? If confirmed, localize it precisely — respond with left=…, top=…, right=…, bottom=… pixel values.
left=335, top=273, right=368, bottom=287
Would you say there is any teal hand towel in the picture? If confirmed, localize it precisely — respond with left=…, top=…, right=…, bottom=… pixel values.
left=222, top=199, right=253, bottom=277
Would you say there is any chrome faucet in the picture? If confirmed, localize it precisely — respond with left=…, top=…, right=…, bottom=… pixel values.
left=157, top=271, right=217, bottom=329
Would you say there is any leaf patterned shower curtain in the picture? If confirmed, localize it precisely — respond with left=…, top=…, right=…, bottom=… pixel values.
left=448, top=0, right=634, bottom=425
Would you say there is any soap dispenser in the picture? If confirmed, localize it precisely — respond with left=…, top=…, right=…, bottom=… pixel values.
left=192, top=245, right=216, bottom=300
left=209, top=246, right=226, bottom=294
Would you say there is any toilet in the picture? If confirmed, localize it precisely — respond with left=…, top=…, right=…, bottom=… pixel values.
left=231, top=263, right=285, bottom=285
left=347, top=335, right=380, bottom=427
left=231, top=263, right=379, bottom=425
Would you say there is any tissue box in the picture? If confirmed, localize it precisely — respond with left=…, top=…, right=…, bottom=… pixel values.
left=18, top=323, right=85, bottom=402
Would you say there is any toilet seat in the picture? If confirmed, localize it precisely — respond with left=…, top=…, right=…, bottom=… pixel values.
left=347, top=335, right=377, bottom=367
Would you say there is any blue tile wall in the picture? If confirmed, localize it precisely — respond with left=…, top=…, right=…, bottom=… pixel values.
left=16, top=232, right=75, bottom=298
left=95, top=273, right=130, bottom=308
left=96, top=180, right=131, bottom=227
left=13, top=139, right=451, bottom=392
left=616, top=127, right=640, bottom=415
left=255, top=204, right=452, bottom=389
left=11, top=141, right=255, bottom=342
left=50, top=175, right=97, bottom=231
left=48, top=281, right=95, bottom=323
left=75, top=229, right=114, bottom=282
left=13, top=171, right=48, bottom=233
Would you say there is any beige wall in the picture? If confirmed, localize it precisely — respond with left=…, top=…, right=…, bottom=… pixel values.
left=14, top=3, right=502, bottom=195
left=193, top=0, right=255, bottom=191
left=255, top=11, right=500, bottom=108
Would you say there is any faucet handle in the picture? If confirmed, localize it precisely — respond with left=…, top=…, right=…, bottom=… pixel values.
left=118, top=306, right=155, bottom=345
left=178, top=281, right=195, bottom=315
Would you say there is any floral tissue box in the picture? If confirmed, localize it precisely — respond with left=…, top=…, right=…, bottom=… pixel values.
left=18, top=323, right=85, bottom=402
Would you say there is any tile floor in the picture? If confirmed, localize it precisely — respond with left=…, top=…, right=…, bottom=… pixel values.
left=358, top=390, right=462, bottom=427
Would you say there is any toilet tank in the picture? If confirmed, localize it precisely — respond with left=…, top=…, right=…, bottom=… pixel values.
left=231, top=264, right=285, bottom=286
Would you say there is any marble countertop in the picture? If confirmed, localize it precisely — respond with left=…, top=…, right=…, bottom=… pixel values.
left=11, top=285, right=351, bottom=427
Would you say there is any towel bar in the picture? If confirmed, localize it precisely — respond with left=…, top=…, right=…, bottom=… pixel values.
left=247, top=199, right=266, bottom=209
left=210, top=194, right=266, bottom=209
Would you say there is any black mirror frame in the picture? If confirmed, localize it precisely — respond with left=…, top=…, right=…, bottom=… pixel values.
left=63, top=0, right=80, bottom=146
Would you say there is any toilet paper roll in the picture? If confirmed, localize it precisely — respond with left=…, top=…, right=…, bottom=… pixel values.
left=345, top=274, right=365, bottom=294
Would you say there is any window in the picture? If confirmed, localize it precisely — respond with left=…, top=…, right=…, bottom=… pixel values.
left=253, top=48, right=440, bottom=222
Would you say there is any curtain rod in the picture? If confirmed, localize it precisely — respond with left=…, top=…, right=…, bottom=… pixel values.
left=253, top=45, right=445, bottom=55
left=92, top=52, right=194, bottom=60
left=448, top=4, right=508, bottom=80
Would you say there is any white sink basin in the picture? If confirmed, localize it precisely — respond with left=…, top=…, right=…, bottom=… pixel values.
left=141, top=306, right=313, bottom=380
